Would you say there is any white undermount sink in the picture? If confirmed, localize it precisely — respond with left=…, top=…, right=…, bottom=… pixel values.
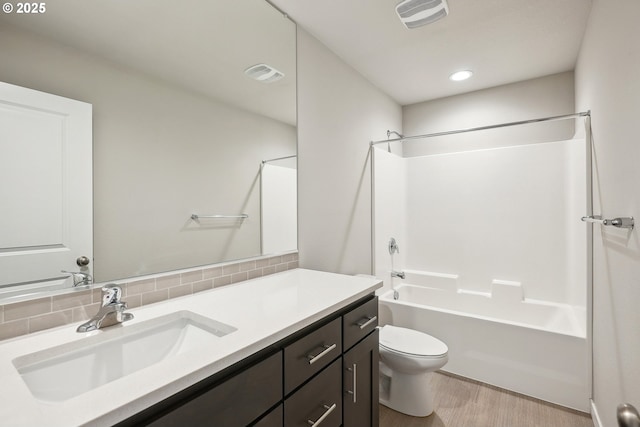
left=12, top=311, right=237, bottom=402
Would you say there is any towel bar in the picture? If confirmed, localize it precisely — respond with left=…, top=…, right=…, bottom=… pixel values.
left=191, top=214, right=248, bottom=220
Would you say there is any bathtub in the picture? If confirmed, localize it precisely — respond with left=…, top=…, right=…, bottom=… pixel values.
left=379, top=281, right=590, bottom=411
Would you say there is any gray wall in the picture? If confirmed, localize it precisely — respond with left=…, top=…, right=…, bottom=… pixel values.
left=296, top=28, right=402, bottom=275
left=402, top=72, right=576, bottom=156
left=575, top=0, right=640, bottom=425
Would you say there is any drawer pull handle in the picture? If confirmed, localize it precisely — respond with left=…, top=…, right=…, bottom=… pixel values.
left=307, top=343, right=337, bottom=365
left=307, top=403, right=337, bottom=426
left=346, top=363, right=357, bottom=403
left=356, top=315, right=378, bottom=330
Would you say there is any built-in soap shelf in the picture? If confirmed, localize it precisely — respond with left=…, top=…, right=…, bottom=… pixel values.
left=399, top=269, right=525, bottom=301
left=581, top=215, right=634, bottom=229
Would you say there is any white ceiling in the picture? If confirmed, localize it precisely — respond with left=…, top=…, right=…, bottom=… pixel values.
left=270, top=0, right=593, bottom=106
left=1, top=0, right=593, bottom=116
left=0, top=0, right=297, bottom=125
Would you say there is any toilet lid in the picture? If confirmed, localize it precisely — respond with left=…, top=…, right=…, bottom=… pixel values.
left=380, top=325, right=448, bottom=357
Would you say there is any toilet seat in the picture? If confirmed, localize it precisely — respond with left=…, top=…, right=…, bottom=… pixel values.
left=380, top=325, right=448, bottom=358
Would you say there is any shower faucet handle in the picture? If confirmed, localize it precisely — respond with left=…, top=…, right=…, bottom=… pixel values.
left=389, top=237, right=400, bottom=255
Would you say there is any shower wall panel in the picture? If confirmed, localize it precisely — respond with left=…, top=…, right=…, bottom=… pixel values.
left=403, top=139, right=586, bottom=306
left=373, top=148, right=407, bottom=293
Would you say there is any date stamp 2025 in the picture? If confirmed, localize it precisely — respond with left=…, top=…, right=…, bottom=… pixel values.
left=3, top=2, right=47, bottom=14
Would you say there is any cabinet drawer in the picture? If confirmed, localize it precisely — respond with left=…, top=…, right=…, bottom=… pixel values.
left=284, top=358, right=342, bottom=427
left=252, top=404, right=282, bottom=427
left=284, top=317, right=342, bottom=394
left=343, top=296, right=378, bottom=351
left=148, top=351, right=282, bottom=427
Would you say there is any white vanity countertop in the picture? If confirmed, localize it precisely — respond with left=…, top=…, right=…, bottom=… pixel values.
left=0, top=268, right=382, bottom=427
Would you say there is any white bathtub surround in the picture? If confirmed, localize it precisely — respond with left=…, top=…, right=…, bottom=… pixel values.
left=379, top=283, right=589, bottom=411
left=373, top=138, right=588, bottom=307
left=372, top=132, right=590, bottom=412
left=490, top=280, right=524, bottom=303
left=261, top=161, right=298, bottom=254
left=394, top=269, right=459, bottom=292
left=0, top=269, right=382, bottom=426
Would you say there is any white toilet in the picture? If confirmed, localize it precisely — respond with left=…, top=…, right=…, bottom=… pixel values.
left=378, top=324, right=449, bottom=417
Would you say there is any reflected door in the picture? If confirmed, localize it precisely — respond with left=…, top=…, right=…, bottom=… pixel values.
left=0, top=82, right=92, bottom=287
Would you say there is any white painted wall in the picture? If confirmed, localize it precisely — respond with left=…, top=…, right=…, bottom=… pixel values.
left=297, top=29, right=402, bottom=275
left=575, top=0, right=640, bottom=425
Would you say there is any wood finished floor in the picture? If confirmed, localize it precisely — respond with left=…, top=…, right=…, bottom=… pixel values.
left=379, top=372, right=594, bottom=427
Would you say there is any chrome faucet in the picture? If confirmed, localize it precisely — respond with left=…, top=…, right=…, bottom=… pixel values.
left=76, top=285, right=133, bottom=332
left=62, top=270, right=93, bottom=287
left=391, top=270, right=405, bottom=279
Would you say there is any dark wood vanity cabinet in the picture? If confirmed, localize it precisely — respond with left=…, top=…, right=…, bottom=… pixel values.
left=253, top=405, right=283, bottom=427
left=284, top=317, right=342, bottom=395
left=342, top=295, right=379, bottom=427
left=284, top=358, right=343, bottom=427
left=343, top=329, right=379, bottom=427
left=119, top=294, right=379, bottom=427
left=145, top=351, right=282, bottom=427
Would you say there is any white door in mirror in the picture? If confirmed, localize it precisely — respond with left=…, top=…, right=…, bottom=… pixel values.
left=0, top=82, right=92, bottom=287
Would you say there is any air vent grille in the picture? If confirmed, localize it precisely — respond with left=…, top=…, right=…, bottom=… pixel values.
left=395, top=0, right=449, bottom=29
left=244, top=63, right=284, bottom=83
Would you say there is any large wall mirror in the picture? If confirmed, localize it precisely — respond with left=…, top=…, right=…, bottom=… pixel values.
left=0, top=0, right=297, bottom=287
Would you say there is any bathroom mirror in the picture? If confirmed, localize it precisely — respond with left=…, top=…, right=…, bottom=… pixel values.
left=0, top=0, right=297, bottom=285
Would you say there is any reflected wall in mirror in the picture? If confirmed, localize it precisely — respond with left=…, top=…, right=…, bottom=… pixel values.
left=0, top=0, right=297, bottom=284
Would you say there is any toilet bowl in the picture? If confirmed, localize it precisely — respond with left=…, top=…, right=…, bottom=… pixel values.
left=378, top=324, right=448, bottom=417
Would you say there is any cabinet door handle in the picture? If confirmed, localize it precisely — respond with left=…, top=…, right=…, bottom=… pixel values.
left=356, top=315, right=377, bottom=330
left=307, top=403, right=337, bottom=426
left=346, top=363, right=357, bottom=403
left=307, top=343, right=337, bottom=365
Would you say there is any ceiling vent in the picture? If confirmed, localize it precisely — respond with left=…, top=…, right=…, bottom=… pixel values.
left=244, top=63, right=284, bottom=83
left=395, top=0, right=449, bottom=29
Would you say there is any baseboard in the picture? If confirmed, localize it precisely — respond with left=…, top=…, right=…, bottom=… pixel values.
left=591, top=399, right=603, bottom=427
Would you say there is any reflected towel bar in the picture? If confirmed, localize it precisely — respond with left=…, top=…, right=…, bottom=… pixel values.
left=191, top=214, right=248, bottom=220
left=581, top=215, right=634, bottom=229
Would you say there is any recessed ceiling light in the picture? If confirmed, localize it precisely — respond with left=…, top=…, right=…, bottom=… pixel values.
left=449, top=70, right=473, bottom=81
left=244, top=63, right=284, bottom=83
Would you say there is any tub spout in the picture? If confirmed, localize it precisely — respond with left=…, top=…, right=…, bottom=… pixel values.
left=391, top=270, right=405, bottom=279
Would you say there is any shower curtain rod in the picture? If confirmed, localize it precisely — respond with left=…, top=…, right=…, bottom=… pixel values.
left=262, top=154, right=297, bottom=164
left=370, top=111, right=591, bottom=146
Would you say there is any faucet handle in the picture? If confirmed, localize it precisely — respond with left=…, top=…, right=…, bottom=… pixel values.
left=388, top=238, right=400, bottom=255
left=61, top=270, right=93, bottom=287
left=101, top=284, right=123, bottom=306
